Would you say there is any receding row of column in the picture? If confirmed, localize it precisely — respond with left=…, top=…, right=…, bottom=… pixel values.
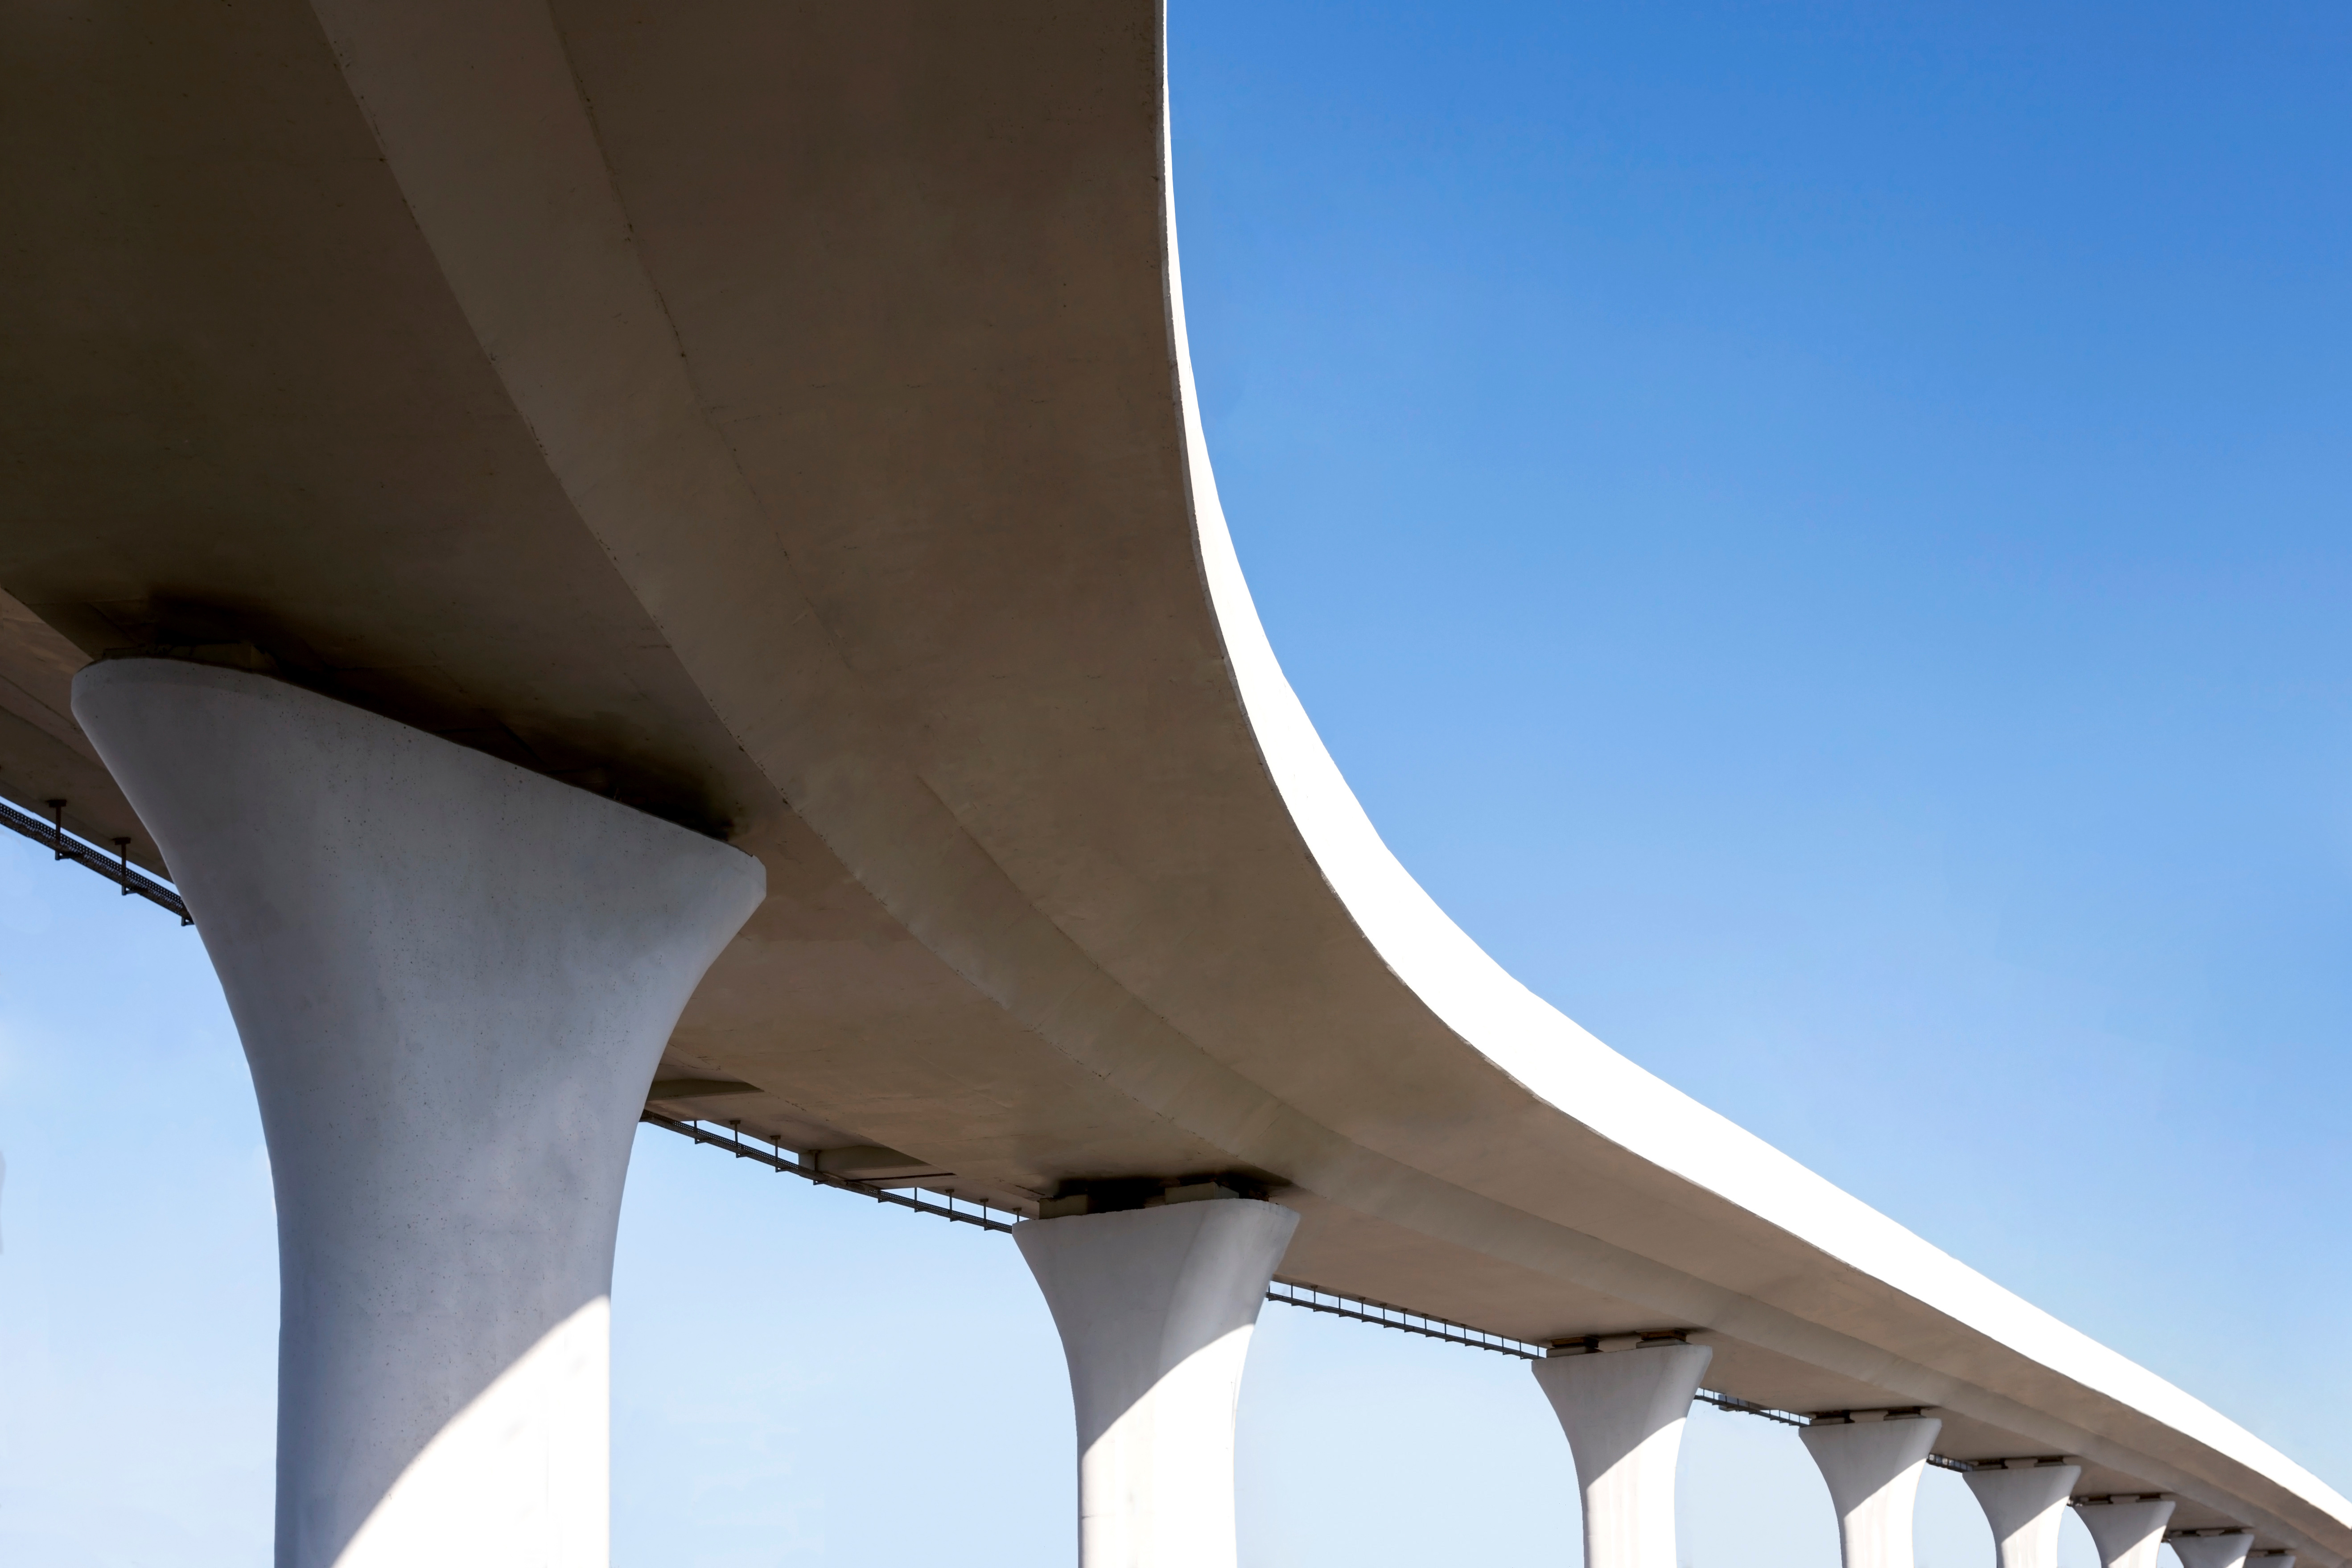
left=845, top=1177, right=2297, bottom=1568
left=1526, top=1338, right=2276, bottom=1568
left=69, top=660, right=2301, bottom=1568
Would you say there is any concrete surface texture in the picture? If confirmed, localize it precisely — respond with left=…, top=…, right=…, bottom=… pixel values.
left=2076, top=1501, right=2180, bottom=1568
left=1014, top=1199, right=1298, bottom=1568
left=0, top=0, right=2345, bottom=1559
left=1963, top=1463, right=2083, bottom=1568
left=1800, top=1416, right=1945, bottom=1568
left=2174, top=1535, right=2261, bottom=1568
left=1532, top=1340, right=1714, bottom=1568
left=69, top=659, right=765, bottom=1567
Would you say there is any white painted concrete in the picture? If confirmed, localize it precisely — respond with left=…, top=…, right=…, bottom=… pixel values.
left=1532, top=1341, right=1713, bottom=1568
left=2175, top=1534, right=2260, bottom=1568
left=335, top=1299, right=611, bottom=1566
left=1014, top=1198, right=1299, bottom=1568
left=1801, top=1416, right=1946, bottom=1568
left=2072, top=1498, right=2176, bottom=1568
left=71, top=658, right=765, bottom=1568
left=1964, top=1464, right=2082, bottom=1568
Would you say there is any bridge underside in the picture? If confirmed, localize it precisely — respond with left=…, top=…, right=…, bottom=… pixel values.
left=0, top=0, right=2336, bottom=1558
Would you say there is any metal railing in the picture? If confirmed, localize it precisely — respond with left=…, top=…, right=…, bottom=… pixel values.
left=0, top=794, right=190, bottom=923
left=1265, top=1280, right=1550, bottom=1359
left=640, top=1111, right=1025, bottom=1233
left=645, top=1109, right=1887, bottom=1445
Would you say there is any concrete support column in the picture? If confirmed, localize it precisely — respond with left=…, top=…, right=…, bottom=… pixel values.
left=74, top=659, right=765, bottom=1568
left=1531, top=1339, right=1713, bottom=1568
left=1014, top=1195, right=1299, bottom=1568
left=1962, top=1461, right=2081, bottom=1568
left=2171, top=1531, right=2258, bottom=1568
left=2070, top=1496, right=2175, bottom=1568
left=1800, top=1413, right=1945, bottom=1568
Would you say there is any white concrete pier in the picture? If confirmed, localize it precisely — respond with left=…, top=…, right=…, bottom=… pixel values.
left=2072, top=1496, right=2176, bottom=1568
left=2174, top=1531, right=2261, bottom=1568
left=1532, top=1339, right=1713, bottom=1568
left=73, top=658, right=765, bottom=1568
left=1801, top=1414, right=1946, bottom=1568
left=1014, top=1196, right=1298, bottom=1568
left=1963, top=1461, right=2082, bottom=1568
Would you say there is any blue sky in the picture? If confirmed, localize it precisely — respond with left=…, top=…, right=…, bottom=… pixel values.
left=3, top=2, right=2348, bottom=1563
left=1178, top=0, right=2352, bottom=1474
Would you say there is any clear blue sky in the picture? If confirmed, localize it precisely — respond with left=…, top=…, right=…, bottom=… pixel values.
left=3, top=3, right=2347, bottom=1563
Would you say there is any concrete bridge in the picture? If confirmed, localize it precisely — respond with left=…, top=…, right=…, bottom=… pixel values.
left=1, top=4, right=2342, bottom=1568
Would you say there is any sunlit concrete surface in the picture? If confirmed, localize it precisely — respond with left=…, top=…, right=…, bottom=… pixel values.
left=1017, top=1197, right=1298, bottom=1568
left=2175, top=1532, right=2261, bottom=1568
left=71, top=659, right=763, bottom=1566
left=1802, top=1416, right=1944, bottom=1568
left=1533, top=1340, right=1713, bottom=1568
left=1, top=0, right=2348, bottom=1561
left=2078, top=1499, right=2180, bottom=1568
left=1964, top=1461, right=2083, bottom=1568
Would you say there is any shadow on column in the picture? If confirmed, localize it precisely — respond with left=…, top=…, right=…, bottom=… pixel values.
left=2172, top=1529, right=2260, bottom=1568
left=1016, top=1195, right=1298, bottom=1568
left=1801, top=1412, right=1944, bottom=1568
left=2073, top=1495, right=2176, bottom=1568
left=1964, top=1460, right=2081, bottom=1568
left=1532, top=1338, right=1713, bottom=1568
left=74, top=658, right=766, bottom=1568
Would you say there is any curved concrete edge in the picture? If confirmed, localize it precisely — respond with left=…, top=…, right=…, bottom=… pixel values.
left=1153, top=23, right=2352, bottom=1559
left=71, top=657, right=765, bottom=1566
